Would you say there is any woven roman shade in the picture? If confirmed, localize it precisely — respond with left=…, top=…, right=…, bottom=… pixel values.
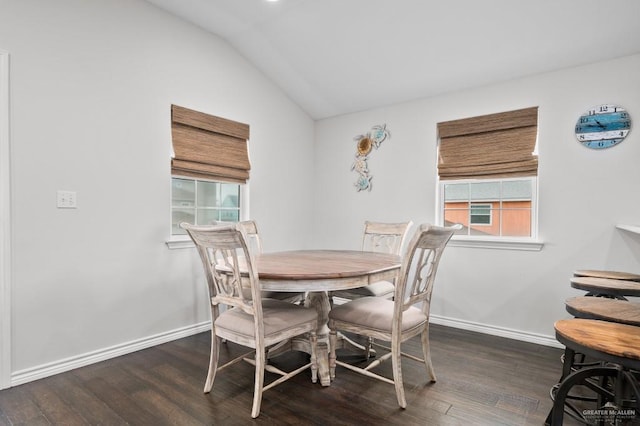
left=437, top=107, right=538, bottom=180
left=171, top=104, right=251, bottom=183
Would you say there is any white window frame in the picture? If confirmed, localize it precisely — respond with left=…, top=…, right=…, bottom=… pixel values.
left=166, top=176, right=248, bottom=249
left=436, top=176, right=543, bottom=251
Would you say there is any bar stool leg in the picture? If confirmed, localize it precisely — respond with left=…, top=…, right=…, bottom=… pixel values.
left=546, top=347, right=575, bottom=425
left=548, top=366, right=619, bottom=425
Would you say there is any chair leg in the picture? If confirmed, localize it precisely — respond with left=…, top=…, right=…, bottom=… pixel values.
left=391, top=337, right=407, bottom=408
left=310, top=331, right=318, bottom=383
left=204, top=333, right=221, bottom=393
left=364, top=337, right=373, bottom=360
left=329, top=329, right=337, bottom=380
left=421, top=326, right=437, bottom=382
left=251, top=346, right=266, bottom=418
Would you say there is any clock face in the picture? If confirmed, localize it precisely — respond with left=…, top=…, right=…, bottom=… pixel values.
left=575, top=104, right=631, bottom=149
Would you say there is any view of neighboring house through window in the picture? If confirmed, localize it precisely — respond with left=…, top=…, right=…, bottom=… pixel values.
left=442, top=178, right=533, bottom=237
left=437, top=107, right=538, bottom=239
left=171, top=178, right=240, bottom=235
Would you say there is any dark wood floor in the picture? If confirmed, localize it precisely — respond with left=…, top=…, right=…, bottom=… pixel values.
left=0, top=324, right=577, bottom=425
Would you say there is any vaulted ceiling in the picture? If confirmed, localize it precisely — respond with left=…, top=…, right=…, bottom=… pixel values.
left=146, top=0, right=640, bottom=120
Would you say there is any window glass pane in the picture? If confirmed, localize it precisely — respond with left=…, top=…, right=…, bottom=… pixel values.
left=470, top=226, right=493, bottom=236
left=219, top=209, right=239, bottom=222
left=171, top=177, right=241, bottom=235
left=469, top=182, right=500, bottom=201
left=197, top=208, right=219, bottom=225
left=172, top=208, right=195, bottom=235
left=197, top=181, right=219, bottom=207
left=171, top=178, right=195, bottom=207
left=444, top=201, right=469, bottom=231
left=444, top=183, right=469, bottom=201
left=502, top=180, right=532, bottom=200
left=220, top=184, right=239, bottom=208
left=501, top=207, right=531, bottom=237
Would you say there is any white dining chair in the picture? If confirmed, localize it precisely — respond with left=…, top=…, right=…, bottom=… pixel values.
left=330, top=220, right=412, bottom=358
left=237, top=220, right=305, bottom=303
left=331, top=220, right=412, bottom=301
left=328, top=223, right=460, bottom=408
left=180, top=222, right=318, bottom=418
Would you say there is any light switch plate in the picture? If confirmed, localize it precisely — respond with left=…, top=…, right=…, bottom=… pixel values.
left=57, top=190, right=77, bottom=208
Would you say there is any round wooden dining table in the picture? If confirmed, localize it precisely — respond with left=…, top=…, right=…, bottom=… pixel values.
left=254, top=250, right=401, bottom=291
left=245, top=249, right=402, bottom=386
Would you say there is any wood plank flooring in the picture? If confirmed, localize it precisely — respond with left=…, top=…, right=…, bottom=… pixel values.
left=0, top=325, right=576, bottom=425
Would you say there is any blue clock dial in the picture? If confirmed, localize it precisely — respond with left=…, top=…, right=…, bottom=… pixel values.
left=575, top=104, right=631, bottom=149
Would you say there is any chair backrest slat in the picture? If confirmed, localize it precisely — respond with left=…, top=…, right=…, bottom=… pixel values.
left=181, top=223, right=261, bottom=317
left=394, top=224, right=460, bottom=322
left=362, top=221, right=413, bottom=255
left=238, top=220, right=263, bottom=254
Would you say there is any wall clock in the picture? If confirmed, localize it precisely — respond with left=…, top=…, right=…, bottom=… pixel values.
left=575, top=104, right=632, bottom=149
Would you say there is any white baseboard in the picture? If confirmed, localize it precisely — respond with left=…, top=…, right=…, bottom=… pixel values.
left=430, top=314, right=563, bottom=349
left=337, top=295, right=562, bottom=349
left=10, top=315, right=562, bottom=387
left=11, top=321, right=211, bottom=387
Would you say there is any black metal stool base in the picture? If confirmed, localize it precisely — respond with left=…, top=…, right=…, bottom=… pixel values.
left=545, top=364, right=640, bottom=425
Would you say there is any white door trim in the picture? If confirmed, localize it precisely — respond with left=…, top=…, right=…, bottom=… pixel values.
left=0, top=49, right=12, bottom=390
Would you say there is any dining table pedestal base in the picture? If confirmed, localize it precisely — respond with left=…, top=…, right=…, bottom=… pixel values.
left=266, top=290, right=376, bottom=386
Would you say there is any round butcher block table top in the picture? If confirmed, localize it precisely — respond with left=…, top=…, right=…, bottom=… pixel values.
left=554, top=318, right=640, bottom=370
left=570, top=276, right=640, bottom=298
left=573, top=269, right=640, bottom=282
left=565, top=296, right=640, bottom=326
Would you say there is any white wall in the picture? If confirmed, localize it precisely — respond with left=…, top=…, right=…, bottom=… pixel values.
left=313, top=54, right=640, bottom=342
left=0, top=0, right=314, bottom=380
left=3, top=0, right=640, bottom=386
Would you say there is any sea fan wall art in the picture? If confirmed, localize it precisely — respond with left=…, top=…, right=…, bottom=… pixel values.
left=351, top=124, right=390, bottom=191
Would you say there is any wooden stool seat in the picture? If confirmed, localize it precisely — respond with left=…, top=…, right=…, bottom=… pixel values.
left=570, top=276, right=640, bottom=299
left=546, top=319, right=640, bottom=425
left=574, top=269, right=640, bottom=282
left=555, top=319, right=640, bottom=367
left=565, top=296, right=640, bottom=326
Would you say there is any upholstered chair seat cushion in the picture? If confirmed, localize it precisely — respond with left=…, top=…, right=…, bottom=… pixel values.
left=329, top=296, right=427, bottom=334
left=216, top=299, right=317, bottom=341
left=335, top=280, right=394, bottom=298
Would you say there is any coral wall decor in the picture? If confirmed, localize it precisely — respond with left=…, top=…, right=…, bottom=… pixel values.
left=351, top=124, right=390, bottom=191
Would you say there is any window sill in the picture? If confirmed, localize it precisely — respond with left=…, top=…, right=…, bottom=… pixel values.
left=166, top=236, right=194, bottom=250
left=449, top=236, right=544, bottom=251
